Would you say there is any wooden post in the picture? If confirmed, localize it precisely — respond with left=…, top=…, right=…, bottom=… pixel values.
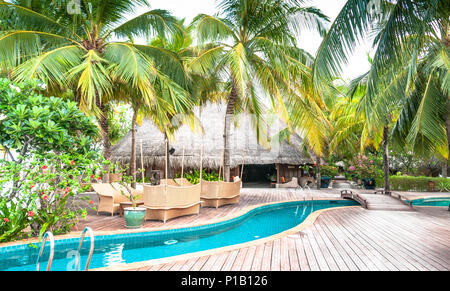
left=276, top=164, right=280, bottom=184
left=200, top=147, right=203, bottom=182
left=165, top=139, right=168, bottom=180
left=240, top=152, right=245, bottom=180
left=181, top=146, right=185, bottom=185
left=140, top=140, right=145, bottom=184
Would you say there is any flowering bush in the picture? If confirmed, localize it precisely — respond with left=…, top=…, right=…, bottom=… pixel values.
left=0, top=152, right=104, bottom=242
left=320, top=164, right=338, bottom=178
left=347, top=155, right=379, bottom=178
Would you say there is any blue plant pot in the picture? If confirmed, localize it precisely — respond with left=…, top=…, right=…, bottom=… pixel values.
left=362, top=178, right=376, bottom=190
left=321, top=176, right=332, bottom=188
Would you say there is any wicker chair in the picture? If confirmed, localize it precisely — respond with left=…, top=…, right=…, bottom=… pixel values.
left=142, top=183, right=202, bottom=223
left=91, top=183, right=131, bottom=216
left=201, top=180, right=241, bottom=209
left=160, top=178, right=193, bottom=186
left=111, top=183, right=143, bottom=200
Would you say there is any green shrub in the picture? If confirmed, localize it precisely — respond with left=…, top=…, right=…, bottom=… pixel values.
left=389, top=176, right=450, bottom=192
left=177, top=170, right=223, bottom=184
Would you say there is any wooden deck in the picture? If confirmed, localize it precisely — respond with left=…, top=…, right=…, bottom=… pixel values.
left=78, top=189, right=450, bottom=271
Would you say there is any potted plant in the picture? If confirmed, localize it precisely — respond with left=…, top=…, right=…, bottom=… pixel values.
left=320, top=164, right=338, bottom=188
left=300, top=164, right=313, bottom=177
left=118, top=170, right=146, bottom=229
left=349, top=155, right=377, bottom=189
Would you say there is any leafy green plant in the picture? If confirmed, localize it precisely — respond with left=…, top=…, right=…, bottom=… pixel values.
left=0, top=78, right=99, bottom=161
left=389, top=176, right=450, bottom=192
left=0, top=196, right=35, bottom=243
left=179, top=170, right=223, bottom=184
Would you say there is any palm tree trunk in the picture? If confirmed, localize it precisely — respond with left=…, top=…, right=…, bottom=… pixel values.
left=316, top=156, right=321, bottom=190
left=130, top=102, right=140, bottom=189
left=223, top=83, right=238, bottom=182
left=383, top=125, right=390, bottom=193
left=444, top=99, right=450, bottom=177
left=98, top=103, right=111, bottom=183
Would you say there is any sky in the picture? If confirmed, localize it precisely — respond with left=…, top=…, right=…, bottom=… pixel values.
left=133, top=0, right=373, bottom=80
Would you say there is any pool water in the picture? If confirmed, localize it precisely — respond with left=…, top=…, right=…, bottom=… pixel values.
left=409, top=197, right=450, bottom=207
left=0, top=200, right=358, bottom=271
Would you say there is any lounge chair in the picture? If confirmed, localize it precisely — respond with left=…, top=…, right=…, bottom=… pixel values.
left=201, top=179, right=241, bottom=209
left=91, top=183, right=132, bottom=216
left=276, top=177, right=300, bottom=188
left=142, top=183, right=202, bottom=223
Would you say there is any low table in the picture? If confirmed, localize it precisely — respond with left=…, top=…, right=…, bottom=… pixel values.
left=119, top=201, right=144, bottom=217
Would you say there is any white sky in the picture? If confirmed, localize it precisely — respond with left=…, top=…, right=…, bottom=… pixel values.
left=133, top=0, right=373, bottom=80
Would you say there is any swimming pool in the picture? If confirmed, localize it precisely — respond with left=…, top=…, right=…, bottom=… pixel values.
left=408, top=197, right=450, bottom=207
left=0, top=200, right=358, bottom=271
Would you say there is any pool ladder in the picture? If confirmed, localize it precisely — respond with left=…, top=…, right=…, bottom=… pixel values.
left=36, top=227, right=95, bottom=271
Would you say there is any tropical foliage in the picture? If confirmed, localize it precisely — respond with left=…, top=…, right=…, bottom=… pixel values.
left=189, top=0, right=330, bottom=181
left=0, top=78, right=99, bottom=161
left=0, top=0, right=188, bottom=180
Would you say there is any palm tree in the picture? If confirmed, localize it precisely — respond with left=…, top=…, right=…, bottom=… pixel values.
left=189, top=0, right=329, bottom=181
left=313, top=0, right=450, bottom=177
left=0, top=0, right=184, bottom=180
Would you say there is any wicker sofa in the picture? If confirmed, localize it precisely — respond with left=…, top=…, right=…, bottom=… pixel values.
left=200, top=180, right=241, bottom=209
left=142, top=183, right=202, bottom=223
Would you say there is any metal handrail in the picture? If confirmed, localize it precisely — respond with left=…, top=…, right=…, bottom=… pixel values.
left=36, top=231, right=55, bottom=271
left=74, top=227, right=95, bottom=271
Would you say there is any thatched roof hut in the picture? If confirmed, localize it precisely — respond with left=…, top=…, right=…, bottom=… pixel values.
left=110, top=102, right=311, bottom=172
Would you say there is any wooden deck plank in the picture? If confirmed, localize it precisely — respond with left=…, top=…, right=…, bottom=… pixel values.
left=230, top=248, right=249, bottom=271
left=240, top=246, right=256, bottom=271
left=260, top=241, right=273, bottom=271
left=251, top=244, right=265, bottom=271
left=299, top=231, right=319, bottom=271
left=279, top=237, right=291, bottom=271
left=270, top=239, right=281, bottom=271
left=221, top=249, right=239, bottom=271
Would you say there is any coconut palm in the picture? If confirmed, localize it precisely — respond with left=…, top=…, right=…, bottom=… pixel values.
left=189, top=0, right=329, bottom=181
left=313, top=0, right=450, bottom=176
left=0, top=0, right=186, bottom=180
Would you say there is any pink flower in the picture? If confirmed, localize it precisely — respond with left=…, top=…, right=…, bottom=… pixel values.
left=349, top=166, right=356, bottom=171
left=70, top=160, right=75, bottom=166
left=65, top=186, right=71, bottom=193
left=3, top=218, right=9, bottom=223
left=27, top=211, right=34, bottom=217
left=42, top=195, right=48, bottom=200
left=42, top=165, right=48, bottom=170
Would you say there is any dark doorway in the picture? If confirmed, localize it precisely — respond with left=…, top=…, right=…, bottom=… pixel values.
left=242, top=164, right=276, bottom=188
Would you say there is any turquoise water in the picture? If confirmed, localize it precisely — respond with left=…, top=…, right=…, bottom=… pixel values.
left=0, top=200, right=358, bottom=271
left=408, top=197, right=450, bottom=207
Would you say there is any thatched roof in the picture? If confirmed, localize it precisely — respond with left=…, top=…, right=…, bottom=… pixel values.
left=111, top=102, right=311, bottom=169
